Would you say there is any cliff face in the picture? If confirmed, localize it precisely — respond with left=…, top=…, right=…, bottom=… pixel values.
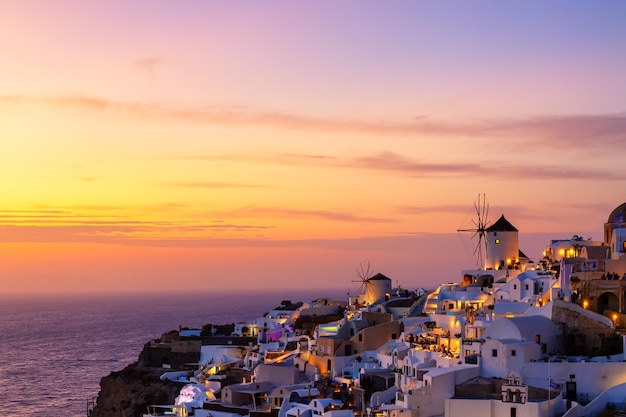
left=90, top=330, right=252, bottom=417
left=90, top=364, right=181, bottom=417
left=552, top=299, right=615, bottom=355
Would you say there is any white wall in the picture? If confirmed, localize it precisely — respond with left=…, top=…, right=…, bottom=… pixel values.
left=563, top=381, right=626, bottom=417
left=521, top=361, right=626, bottom=400
left=421, top=369, right=455, bottom=416
left=481, top=340, right=541, bottom=379
left=446, top=397, right=563, bottom=417
left=481, top=339, right=511, bottom=378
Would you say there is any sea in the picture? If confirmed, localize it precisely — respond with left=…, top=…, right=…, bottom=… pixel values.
left=0, top=289, right=346, bottom=417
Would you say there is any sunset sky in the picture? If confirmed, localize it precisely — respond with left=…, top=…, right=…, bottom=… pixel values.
left=1, top=1, right=625, bottom=295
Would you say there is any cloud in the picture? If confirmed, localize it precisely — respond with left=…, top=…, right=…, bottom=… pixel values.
left=346, top=152, right=489, bottom=177
left=2, top=94, right=625, bottom=150
left=0, top=203, right=392, bottom=249
left=499, top=164, right=626, bottom=181
left=220, top=206, right=396, bottom=223
left=396, top=204, right=479, bottom=216
left=0, top=221, right=275, bottom=244
left=342, top=152, right=626, bottom=180
left=485, top=114, right=626, bottom=149
left=186, top=150, right=626, bottom=181
left=0, top=208, right=274, bottom=240
left=134, top=56, right=165, bottom=75
left=279, top=153, right=338, bottom=161
left=158, top=181, right=264, bottom=189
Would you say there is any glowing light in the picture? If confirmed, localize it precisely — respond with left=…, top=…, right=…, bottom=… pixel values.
left=583, top=300, right=589, bottom=309
left=559, top=249, right=565, bottom=257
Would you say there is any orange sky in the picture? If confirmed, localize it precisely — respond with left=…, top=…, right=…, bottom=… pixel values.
left=1, top=2, right=625, bottom=294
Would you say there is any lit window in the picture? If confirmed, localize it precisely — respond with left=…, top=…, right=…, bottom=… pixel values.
left=495, top=239, right=500, bottom=244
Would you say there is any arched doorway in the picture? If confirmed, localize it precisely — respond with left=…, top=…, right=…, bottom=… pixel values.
left=598, top=291, right=619, bottom=313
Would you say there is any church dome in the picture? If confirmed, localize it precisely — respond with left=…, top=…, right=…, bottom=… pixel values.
left=607, top=202, right=626, bottom=224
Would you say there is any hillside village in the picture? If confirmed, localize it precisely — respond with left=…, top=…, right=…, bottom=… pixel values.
left=94, top=202, right=626, bottom=417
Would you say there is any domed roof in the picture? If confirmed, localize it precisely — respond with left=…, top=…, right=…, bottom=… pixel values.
left=607, top=202, right=626, bottom=223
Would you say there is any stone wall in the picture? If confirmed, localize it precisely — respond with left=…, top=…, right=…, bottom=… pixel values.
left=551, top=300, right=614, bottom=355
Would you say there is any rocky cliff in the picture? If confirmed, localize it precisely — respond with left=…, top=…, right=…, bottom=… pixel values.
left=89, top=364, right=182, bottom=417
left=89, top=327, right=249, bottom=417
left=551, top=299, right=617, bottom=356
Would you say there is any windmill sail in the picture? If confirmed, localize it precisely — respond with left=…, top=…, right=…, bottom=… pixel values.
left=458, top=194, right=491, bottom=268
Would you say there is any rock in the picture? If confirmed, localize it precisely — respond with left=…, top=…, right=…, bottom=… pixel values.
left=90, top=364, right=180, bottom=417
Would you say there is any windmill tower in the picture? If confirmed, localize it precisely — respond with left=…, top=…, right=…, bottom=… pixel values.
left=485, top=215, right=519, bottom=271
left=458, top=194, right=491, bottom=269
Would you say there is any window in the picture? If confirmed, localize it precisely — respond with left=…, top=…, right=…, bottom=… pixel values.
left=358, top=334, right=363, bottom=342
left=511, top=350, right=516, bottom=356
left=495, top=239, right=500, bottom=244
left=449, top=303, right=454, bottom=310
left=492, top=349, right=498, bottom=357
left=525, top=284, right=529, bottom=290
left=513, top=284, right=517, bottom=290
left=510, top=407, right=517, bottom=417
left=535, top=335, right=541, bottom=344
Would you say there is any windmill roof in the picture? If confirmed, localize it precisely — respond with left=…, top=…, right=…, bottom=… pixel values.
left=486, top=215, right=518, bottom=232
left=369, top=273, right=391, bottom=281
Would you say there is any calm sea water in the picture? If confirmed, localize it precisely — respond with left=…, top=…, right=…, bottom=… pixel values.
left=0, top=289, right=345, bottom=417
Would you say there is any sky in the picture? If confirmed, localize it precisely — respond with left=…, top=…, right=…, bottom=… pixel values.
left=1, top=1, right=625, bottom=295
